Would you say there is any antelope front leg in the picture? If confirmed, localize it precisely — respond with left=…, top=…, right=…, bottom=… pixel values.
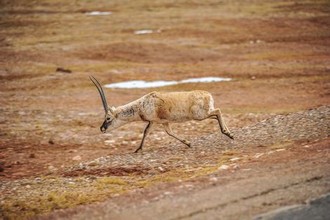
left=163, top=123, right=191, bottom=147
left=135, top=121, right=153, bottom=153
left=208, top=109, right=234, bottom=139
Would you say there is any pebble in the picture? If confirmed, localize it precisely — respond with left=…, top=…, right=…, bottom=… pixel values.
left=254, top=153, right=264, bottom=159
left=229, top=157, right=240, bottom=161
left=219, top=165, right=229, bottom=170
left=48, top=165, right=56, bottom=171
left=105, top=140, right=115, bottom=145
left=209, top=177, right=218, bottom=182
left=232, top=164, right=240, bottom=169
left=242, top=168, right=251, bottom=171
left=72, top=155, right=82, bottom=161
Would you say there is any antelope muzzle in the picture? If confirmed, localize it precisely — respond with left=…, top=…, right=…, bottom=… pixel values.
left=100, top=120, right=108, bottom=133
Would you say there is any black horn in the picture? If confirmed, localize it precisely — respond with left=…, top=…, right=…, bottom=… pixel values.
left=89, top=76, right=109, bottom=113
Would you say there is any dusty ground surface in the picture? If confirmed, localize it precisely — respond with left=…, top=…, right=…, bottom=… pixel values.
left=0, top=0, right=329, bottom=219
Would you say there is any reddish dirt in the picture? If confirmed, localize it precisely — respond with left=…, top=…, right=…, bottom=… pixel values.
left=0, top=0, right=329, bottom=218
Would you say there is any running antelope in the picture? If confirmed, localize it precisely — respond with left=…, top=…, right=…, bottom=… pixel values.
left=90, top=76, right=233, bottom=153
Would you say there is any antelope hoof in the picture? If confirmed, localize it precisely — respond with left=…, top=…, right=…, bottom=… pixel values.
left=222, top=129, right=234, bottom=140
left=226, top=133, right=234, bottom=140
left=134, top=147, right=142, bottom=153
left=183, top=140, right=191, bottom=147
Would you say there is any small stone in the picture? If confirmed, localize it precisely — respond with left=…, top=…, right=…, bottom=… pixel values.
left=242, top=168, right=251, bottom=171
left=210, top=177, right=218, bottom=182
left=72, top=155, right=82, bottom=161
left=48, top=139, right=55, bottom=145
left=48, top=165, right=56, bottom=171
left=219, top=165, right=229, bottom=170
left=88, top=161, right=98, bottom=166
left=78, top=163, right=86, bottom=169
left=232, top=164, right=239, bottom=169
left=229, top=157, right=240, bottom=162
left=26, top=185, right=31, bottom=189
left=105, top=140, right=115, bottom=145
left=254, top=153, right=264, bottom=159
left=56, top=67, right=72, bottom=73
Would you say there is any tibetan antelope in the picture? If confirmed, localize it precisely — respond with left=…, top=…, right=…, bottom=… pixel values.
left=90, top=76, right=233, bottom=153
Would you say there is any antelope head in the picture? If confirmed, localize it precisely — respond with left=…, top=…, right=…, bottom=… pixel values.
left=89, top=76, right=116, bottom=133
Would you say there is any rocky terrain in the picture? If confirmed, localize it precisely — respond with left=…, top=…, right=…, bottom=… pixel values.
left=0, top=0, right=329, bottom=219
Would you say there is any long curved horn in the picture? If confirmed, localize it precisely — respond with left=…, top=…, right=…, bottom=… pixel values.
left=89, top=76, right=109, bottom=113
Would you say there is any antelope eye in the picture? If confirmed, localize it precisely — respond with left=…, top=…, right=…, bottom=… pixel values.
left=106, top=117, right=111, bottom=120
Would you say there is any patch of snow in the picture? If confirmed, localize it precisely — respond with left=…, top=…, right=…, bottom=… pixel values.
left=134, top=30, right=154, bottom=35
left=85, top=11, right=112, bottom=16
left=134, top=29, right=161, bottom=35
left=104, top=77, right=232, bottom=89
left=105, top=80, right=177, bottom=89
left=181, top=77, right=231, bottom=84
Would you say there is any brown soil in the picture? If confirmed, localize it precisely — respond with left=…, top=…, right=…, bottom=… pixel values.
left=0, top=0, right=329, bottom=219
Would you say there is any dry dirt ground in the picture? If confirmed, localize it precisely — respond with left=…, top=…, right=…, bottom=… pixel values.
left=0, top=0, right=329, bottom=219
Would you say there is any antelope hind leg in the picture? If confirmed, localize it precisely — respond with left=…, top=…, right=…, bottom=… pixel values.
left=135, top=121, right=153, bottom=153
left=208, top=109, right=234, bottom=139
left=163, top=123, right=191, bottom=147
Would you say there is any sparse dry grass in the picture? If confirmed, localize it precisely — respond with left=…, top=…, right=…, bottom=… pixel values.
left=1, top=0, right=329, bottom=219
left=1, top=165, right=221, bottom=219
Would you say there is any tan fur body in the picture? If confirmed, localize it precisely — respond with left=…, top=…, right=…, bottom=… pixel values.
left=115, top=91, right=214, bottom=125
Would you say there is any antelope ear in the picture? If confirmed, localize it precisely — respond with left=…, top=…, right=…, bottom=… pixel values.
left=109, top=106, right=116, bottom=114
